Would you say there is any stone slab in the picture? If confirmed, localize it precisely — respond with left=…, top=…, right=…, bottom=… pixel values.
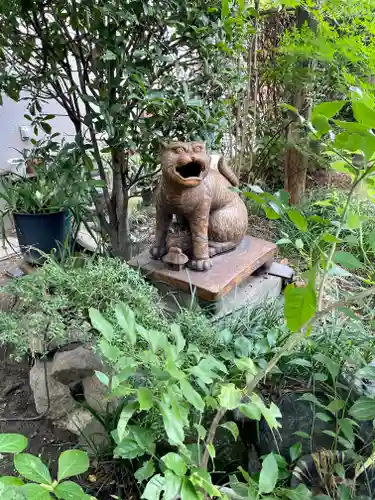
left=129, top=236, right=277, bottom=302
left=211, top=273, right=283, bottom=316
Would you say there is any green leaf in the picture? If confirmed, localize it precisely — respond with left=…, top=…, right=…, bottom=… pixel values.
left=288, top=210, right=307, bottom=232
left=330, top=160, right=356, bottom=177
left=287, top=358, right=312, bottom=368
left=57, top=450, right=89, bottom=482
left=53, top=481, right=91, bottom=500
left=94, top=371, right=109, bottom=387
left=327, top=399, right=345, bottom=412
left=218, top=384, right=242, bottom=410
left=170, top=324, right=185, bottom=353
left=338, top=418, right=355, bottom=444
left=299, top=393, right=325, bottom=408
left=14, top=454, right=52, bottom=484
left=349, top=397, right=375, bottom=421
left=312, top=101, right=346, bottom=120
left=179, top=379, right=204, bottom=412
left=194, top=424, right=207, bottom=440
left=207, top=443, right=215, bottom=460
left=333, top=251, right=364, bottom=270
left=259, top=453, right=278, bottom=494
left=190, top=468, right=221, bottom=497
left=295, top=238, right=304, bottom=250
left=164, top=470, right=182, bottom=500
left=89, top=308, right=113, bottom=341
left=138, top=388, right=153, bottom=411
left=162, top=453, right=187, bottom=477
left=20, top=484, right=51, bottom=500
left=221, top=421, right=239, bottom=441
left=0, top=434, right=28, bottom=453
left=138, top=328, right=167, bottom=354
left=180, top=477, right=200, bottom=500
left=221, top=0, right=230, bottom=18
left=234, top=336, right=253, bottom=357
left=294, top=431, right=310, bottom=439
left=313, top=353, right=340, bottom=380
left=99, top=339, right=120, bottom=362
left=264, top=206, right=281, bottom=220
left=333, top=120, right=369, bottom=133
left=320, top=233, right=342, bottom=243
left=352, top=100, right=375, bottom=128
left=235, top=357, right=257, bottom=374
left=115, top=303, right=136, bottom=345
left=160, top=402, right=184, bottom=446
left=40, top=121, right=52, bottom=134
left=135, top=460, right=155, bottom=484
left=313, top=199, right=333, bottom=207
left=186, top=99, right=203, bottom=107
left=239, top=402, right=262, bottom=421
left=276, top=238, right=292, bottom=245
left=311, top=115, right=330, bottom=136
left=289, top=442, right=302, bottom=462
left=113, top=436, right=143, bottom=459
left=117, top=403, right=136, bottom=442
left=346, top=212, right=361, bottom=230
left=316, top=412, right=332, bottom=422
left=142, top=474, right=165, bottom=500
left=0, top=477, right=24, bottom=487
left=284, top=284, right=316, bottom=333
left=284, top=484, right=313, bottom=500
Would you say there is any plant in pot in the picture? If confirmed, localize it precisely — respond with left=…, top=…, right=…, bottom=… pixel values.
left=0, top=137, right=90, bottom=264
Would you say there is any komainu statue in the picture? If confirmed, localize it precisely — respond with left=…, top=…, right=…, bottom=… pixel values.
left=150, top=141, right=248, bottom=271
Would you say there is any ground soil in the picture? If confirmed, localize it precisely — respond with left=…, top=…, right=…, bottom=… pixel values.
left=0, top=346, right=77, bottom=478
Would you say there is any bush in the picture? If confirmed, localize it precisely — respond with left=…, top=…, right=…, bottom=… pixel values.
left=0, top=257, right=168, bottom=356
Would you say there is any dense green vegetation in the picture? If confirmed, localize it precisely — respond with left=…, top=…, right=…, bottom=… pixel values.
left=1, top=0, right=375, bottom=499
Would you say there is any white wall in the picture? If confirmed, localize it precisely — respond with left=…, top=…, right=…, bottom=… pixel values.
left=0, top=93, right=77, bottom=232
left=0, top=93, right=76, bottom=169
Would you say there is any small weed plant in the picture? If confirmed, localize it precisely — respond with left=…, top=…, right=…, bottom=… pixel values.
left=0, top=434, right=95, bottom=499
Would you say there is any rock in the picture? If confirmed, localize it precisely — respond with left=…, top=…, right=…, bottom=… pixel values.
left=57, top=407, right=93, bottom=435
left=51, top=346, right=103, bottom=386
left=82, top=374, right=115, bottom=414
left=57, top=408, right=110, bottom=455
left=79, top=418, right=110, bottom=455
left=0, top=292, right=18, bottom=311
left=30, top=360, right=75, bottom=420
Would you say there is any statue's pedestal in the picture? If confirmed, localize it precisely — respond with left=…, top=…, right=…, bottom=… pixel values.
left=129, top=236, right=282, bottom=315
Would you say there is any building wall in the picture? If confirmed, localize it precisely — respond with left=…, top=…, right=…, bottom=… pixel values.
left=0, top=93, right=76, bottom=170
left=0, top=94, right=76, bottom=231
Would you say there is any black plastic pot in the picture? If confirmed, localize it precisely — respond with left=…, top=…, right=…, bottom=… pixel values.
left=14, top=210, right=68, bottom=264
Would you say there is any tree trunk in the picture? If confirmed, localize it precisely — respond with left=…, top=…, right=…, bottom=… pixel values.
left=284, top=90, right=307, bottom=205
left=108, top=148, right=132, bottom=261
left=284, top=6, right=317, bottom=205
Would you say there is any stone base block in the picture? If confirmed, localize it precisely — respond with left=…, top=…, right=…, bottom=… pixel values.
left=151, top=272, right=282, bottom=316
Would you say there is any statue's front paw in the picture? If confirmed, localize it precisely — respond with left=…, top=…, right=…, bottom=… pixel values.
left=150, top=245, right=167, bottom=259
left=189, top=258, right=212, bottom=272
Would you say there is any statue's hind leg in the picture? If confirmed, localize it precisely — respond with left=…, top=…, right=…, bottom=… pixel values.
left=208, top=241, right=237, bottom=257
left=207, top=202, right=248, bottom=257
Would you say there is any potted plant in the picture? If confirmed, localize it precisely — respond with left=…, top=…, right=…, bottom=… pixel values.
left=0, top=137, right=89, bottom=263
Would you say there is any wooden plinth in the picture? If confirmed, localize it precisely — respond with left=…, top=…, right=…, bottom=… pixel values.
left=128, top=236, right=277, bottom=302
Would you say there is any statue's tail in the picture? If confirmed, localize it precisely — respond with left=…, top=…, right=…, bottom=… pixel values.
left=218, top=156, right=239, bottom=187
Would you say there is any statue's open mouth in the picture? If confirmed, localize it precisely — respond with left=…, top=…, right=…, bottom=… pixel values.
left=175, top=161, right=203, bottom=179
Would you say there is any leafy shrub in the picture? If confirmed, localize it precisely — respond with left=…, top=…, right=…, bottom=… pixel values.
left=88, top=300, right=375, bottom=499
left=0, top=257, right=168, bottom=356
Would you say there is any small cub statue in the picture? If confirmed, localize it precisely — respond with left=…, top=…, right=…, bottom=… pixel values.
left=150, top=141, right=248, bottom=271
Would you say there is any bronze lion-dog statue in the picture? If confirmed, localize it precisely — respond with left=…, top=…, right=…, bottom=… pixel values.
left=150, top=141, right=248, bottom=271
